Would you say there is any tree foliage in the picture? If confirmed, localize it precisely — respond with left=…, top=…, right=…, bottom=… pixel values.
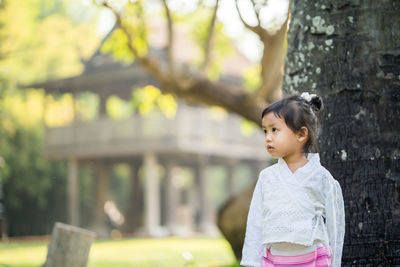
left=0, top=0, right=291, bottom=236
left=98, top=0, right=290, bottom=123
left=0, top=0, right=100, bottom=236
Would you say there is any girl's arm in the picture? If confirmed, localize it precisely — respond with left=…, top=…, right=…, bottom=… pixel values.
left=325, top=177, right=345, bottom=267
left=240, top=172, right=264, bottom=267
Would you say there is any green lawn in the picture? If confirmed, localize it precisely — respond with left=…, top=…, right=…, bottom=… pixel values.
left=0, top=237, right=238, bottom=267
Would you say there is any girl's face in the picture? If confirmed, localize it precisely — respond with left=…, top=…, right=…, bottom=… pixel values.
left=261, top=112, right=308, bottom=159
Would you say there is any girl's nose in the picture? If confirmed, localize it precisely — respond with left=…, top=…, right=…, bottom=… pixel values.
left=265, top=133, right=272, bottom=141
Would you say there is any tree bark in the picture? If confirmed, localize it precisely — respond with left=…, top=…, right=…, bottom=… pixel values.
left=284, top=1, right=400, bottom=265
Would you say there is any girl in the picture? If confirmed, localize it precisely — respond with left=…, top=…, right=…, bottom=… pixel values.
left=240, top=93, right=345, bottom=267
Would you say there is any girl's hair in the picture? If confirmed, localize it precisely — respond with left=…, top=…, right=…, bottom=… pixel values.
left=261, top=94, right=324, bottom=154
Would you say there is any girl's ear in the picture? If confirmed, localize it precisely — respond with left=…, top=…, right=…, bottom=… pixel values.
left=297, top=126, right=309, bottom=143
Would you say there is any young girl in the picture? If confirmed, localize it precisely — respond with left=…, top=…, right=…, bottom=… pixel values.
left=241, top=93, right=345, bottom=267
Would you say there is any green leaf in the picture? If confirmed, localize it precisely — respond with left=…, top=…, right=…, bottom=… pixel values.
left=131, top=85, right=177, bottom=118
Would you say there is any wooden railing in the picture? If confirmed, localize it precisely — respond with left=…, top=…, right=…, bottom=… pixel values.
left=44, top=105, right=266, bottom=160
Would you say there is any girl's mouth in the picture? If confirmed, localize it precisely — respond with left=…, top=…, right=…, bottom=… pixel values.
left=267, top=145, right=274, bottom=151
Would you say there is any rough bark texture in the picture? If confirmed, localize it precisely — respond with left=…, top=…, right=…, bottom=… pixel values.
left=284, top=0, right=400, bottom=265
left=44, top=222, right=96, bottom=267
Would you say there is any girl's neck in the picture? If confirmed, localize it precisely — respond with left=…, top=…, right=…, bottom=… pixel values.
left=282, top=153, right=309, bottom=173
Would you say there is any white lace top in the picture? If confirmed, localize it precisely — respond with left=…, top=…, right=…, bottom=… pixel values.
left=241, top=153, right=345, bottom=267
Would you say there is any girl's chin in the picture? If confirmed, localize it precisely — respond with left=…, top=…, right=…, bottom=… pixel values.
left=266, top=151, right=280, bottom=158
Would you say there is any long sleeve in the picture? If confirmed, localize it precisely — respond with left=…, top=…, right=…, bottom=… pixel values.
left=325, top=178, right=345, bottom=267
left=240, top=174, right=264, bottom=267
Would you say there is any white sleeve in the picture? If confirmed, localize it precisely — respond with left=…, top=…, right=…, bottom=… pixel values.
left=240, top=174, right=264, bottom=267
left=325, top=178, right=345, bottom=267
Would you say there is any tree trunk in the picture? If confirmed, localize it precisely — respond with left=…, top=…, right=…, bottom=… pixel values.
left=217, top=183, right=255, bottom=260
left=44, top=222, right=96, bottom=267
left=284, top=0, right=400, bottom=265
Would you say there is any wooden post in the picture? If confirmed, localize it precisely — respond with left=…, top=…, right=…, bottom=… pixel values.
left=127, top=161, right=142, bottom=233
left=195, top=156, right=218, bottom=235
left=226, top=159, right=237, bottom=198
left=92, top=160, right=109, bottom=237
left=143, top=152, right=162, bottom=236
left=165, top=160, right=179, bottom=234
left=44, top=222, right=96, bottom=267
left=67, top=158, right=79, bottom=226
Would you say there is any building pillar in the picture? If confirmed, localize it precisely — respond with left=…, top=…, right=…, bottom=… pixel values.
left=143, top=152, right=163, bottom=236
left=125, top=161, right=142, bottom=233
left=67, top=157, right=79, bottom=226
left=98, top=91, right=107, bottom=117
left=226, top=159, right=237, bottom=198
left=195, top=156, right=218, bottom=235
left=92, top=160, right=109, bottom=237
left=165, top=160, right=179, bottom=235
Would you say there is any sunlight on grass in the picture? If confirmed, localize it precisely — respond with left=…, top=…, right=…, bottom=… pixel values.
left=0, top=237, right=237, bottom=267
left=0, top=241, right=47, bottom=266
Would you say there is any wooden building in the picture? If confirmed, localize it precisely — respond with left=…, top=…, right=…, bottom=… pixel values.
left=28, top=25, right=269, bottom=237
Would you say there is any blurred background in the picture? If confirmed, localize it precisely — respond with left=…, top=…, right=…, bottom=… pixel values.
left=0, top=0, right=291, bottom=266
left=1, top=0, right=399, bottom=266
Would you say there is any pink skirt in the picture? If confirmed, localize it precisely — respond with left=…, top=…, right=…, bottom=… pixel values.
left=262, top=246, right=332, bottom=267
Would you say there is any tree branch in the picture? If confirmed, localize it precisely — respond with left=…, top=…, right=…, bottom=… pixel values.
left=250, top=0, right=262, bottom=26
left=161, top=0, right=175, bottom=77
left=102, top=1, right=168, bottom=87
left=100, top=0, right=272, bottom=125
left=178, top=77, right=266, bottom=124
left=249, top=0, right=293, bottom=103
left=234, top=0, right=262, bottom=36
left=202, top=0, right=219, bottom=71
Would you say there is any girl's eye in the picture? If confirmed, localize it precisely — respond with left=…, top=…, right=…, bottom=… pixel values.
left=264, top=128, right=277, bottom=134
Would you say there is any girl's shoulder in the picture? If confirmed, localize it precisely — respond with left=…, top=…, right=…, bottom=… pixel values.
left=258, top=161, right=280, bottom=177
left=319, top=165, right=338, bottom=183
left=256, top=162, right=284, bottom=187
left=318, top=165, right=342, bottom=194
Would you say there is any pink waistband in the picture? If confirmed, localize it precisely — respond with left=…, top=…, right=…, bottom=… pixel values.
left=264, top=245, right=332, bottom=262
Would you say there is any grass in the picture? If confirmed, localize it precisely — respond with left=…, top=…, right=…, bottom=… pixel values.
left=0, top=237, right=238, bottom=267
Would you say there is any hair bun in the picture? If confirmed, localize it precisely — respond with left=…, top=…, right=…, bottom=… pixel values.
left=309, top=95, right=323, bottom=112
left=300, top=92, right=324, bottom=112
